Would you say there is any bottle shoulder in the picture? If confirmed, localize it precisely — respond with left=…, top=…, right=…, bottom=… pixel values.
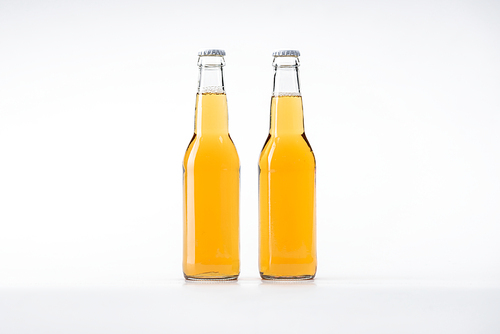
left=184, top=133, right=239, bottom=167
left=259, top=133, right=315, bottom=167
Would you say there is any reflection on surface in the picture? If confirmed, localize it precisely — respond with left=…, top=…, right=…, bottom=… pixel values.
left=259, top=279, right=317, bottom=287
left=183, top=279, right=240, bottom=286
left=181, top=277, right=318, bottom=287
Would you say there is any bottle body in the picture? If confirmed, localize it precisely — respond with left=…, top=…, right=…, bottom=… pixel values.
left=259, top=52, right=316, bottom=279
left=183, top=52, right=240, bottom=280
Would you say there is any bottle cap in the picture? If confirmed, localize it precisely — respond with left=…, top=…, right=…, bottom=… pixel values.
left=272, top=50, right=300, bottom=57
left=198, top=49, right=226, bottom=56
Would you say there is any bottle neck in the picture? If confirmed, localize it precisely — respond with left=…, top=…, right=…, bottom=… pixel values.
left=270, top=57, right=304, bottom=136
left=272, top=56, right=301, bottom=96
left=197, top=55, right=225, bottom=94
left=195, top=56, right=228, bottom=135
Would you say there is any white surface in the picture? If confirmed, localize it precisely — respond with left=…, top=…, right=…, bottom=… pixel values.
left=1, top=0, right=500, bottom=285
left=1, top=280, right=499, bottom=334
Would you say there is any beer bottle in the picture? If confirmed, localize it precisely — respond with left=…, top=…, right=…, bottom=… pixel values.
left=259, top=50, right=317, bottom=280
left=183, top=49, right=240, bottom=280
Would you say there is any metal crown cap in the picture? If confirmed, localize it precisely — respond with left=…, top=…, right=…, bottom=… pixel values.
left=198, top=49, right=226, bottom=56
left=273, top=50, right=300, bottom=57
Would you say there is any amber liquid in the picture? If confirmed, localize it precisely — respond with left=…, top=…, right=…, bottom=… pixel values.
left=183, top=93, right=240, bottom=280
left=259, top=95, right=316, bottom=279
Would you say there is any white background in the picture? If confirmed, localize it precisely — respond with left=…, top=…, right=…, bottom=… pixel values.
left=1, top=1, right=500, bottom=332
left=1, top=0, right=500, bottom=285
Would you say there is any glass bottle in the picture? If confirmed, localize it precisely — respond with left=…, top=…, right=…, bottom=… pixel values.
left=259, top=50, right=317, bottom=280
left=183, top=49, right=240, bottom=280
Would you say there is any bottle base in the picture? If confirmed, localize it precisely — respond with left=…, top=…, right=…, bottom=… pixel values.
left=184, top=273, right=239, bottom=281
left=260, top=273, right=315, bottom=281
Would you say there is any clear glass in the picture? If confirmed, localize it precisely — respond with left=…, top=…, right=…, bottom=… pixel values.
left=259, top=55, right=317, bottom=280
left=183, top=55, right=240, bottom=280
